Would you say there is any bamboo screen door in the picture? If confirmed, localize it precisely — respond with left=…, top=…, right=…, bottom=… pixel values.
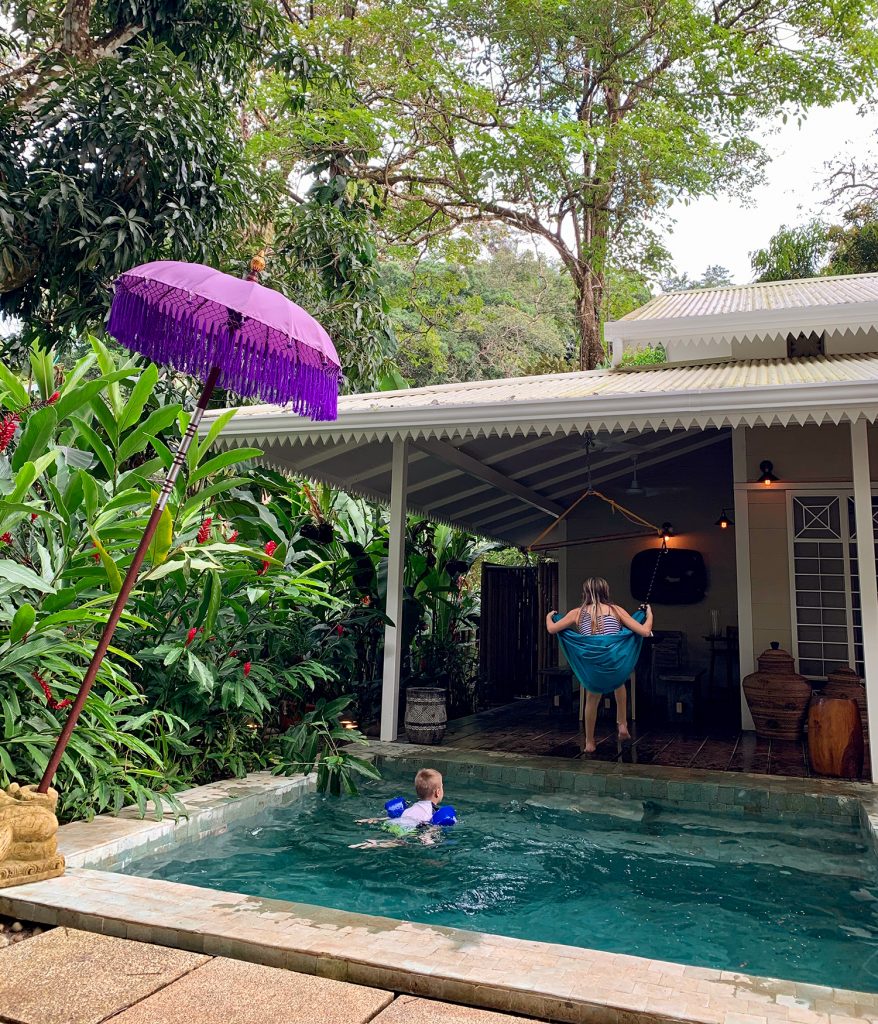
left=479, top=562, right=559, bottom=704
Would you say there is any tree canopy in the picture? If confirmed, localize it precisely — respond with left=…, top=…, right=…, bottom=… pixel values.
left=0, top=1, right=396, bottom=388
left=751, top=206, right=878, bottom=281
left=660, top=266, right=735, bottom=292
left=278, top=0, right=878, bottom=367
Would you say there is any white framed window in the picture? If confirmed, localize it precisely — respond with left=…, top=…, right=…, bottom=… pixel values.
left=788, top=491, right=878, bottom=678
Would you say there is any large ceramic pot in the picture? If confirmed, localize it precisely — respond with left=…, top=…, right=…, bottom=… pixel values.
left=742, top=642, right=812, bottom=740
left=808, top=696, right=864, bottom=779
left=822, top=665, right=868, bottom=744
left=404, top=687, right=447, bottom=745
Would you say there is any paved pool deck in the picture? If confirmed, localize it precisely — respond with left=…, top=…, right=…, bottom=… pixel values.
left=3, top=749, right=878, bottom=1024
left=0, top=926, right=545, bottom=1024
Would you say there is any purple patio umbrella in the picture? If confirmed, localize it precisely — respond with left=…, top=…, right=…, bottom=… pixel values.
left=38, top=256, right=340, bottom=793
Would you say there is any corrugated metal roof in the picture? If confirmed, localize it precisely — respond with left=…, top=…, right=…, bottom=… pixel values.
left=229, top=353, right=878, bottom=419
left=205, top=352, right=878, bottom=541
left=622, top=273, right=878, bottom=321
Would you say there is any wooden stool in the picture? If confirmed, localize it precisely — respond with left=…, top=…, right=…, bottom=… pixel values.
left=539, top=667, right=574, bottom=713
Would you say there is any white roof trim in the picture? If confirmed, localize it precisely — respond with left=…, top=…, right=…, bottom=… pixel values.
left=604, top=301, right=878, bottom=347
left=202, top=377, right=878, bottom=449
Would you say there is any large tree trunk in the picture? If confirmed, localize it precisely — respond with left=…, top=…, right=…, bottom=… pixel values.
left=574, top=271, right=605, bottom=370
left=62, top=0, right=95, bottom=59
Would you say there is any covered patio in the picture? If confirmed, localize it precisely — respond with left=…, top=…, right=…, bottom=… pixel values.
left=202, top=274, right=878, bottom=782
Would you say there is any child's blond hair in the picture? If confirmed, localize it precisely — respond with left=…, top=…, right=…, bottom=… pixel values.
left=414, top=768, right=442, bottom=800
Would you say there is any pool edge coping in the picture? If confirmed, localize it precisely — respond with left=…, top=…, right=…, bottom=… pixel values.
left=2, top=752, right=877, bottom=1024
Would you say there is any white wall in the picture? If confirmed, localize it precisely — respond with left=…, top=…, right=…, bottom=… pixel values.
left=740, top=421, right=878, bottom=666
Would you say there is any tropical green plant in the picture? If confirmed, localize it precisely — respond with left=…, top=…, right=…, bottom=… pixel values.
left=0, top=338, right=376, bottom=819
left=275, top=696, right=381, bottom=796
left=750, top=206, right=878, bottom=282
left=619, top=345, right=667, bottom=368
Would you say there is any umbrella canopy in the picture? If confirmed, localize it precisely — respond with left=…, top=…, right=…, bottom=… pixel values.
left=107, top=260, right=340, bottom=420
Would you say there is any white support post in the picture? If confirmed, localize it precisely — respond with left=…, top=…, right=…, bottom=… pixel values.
left=850, top=419, right=878, bottom=782
left=380, top=439, right=409, bottom=742
left=732, top=428, right=756, bottom=730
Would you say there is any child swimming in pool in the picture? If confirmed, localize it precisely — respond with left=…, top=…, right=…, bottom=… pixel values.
left=350, top=768, right=445, bottom=849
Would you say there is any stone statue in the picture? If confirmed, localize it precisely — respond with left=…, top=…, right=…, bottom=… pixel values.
left=0, top=783, right=65, bottom=888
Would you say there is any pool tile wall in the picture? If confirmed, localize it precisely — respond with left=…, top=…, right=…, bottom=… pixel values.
left=60, top=772, right=315, bottom=872
left=366, top=741, right=872, bottom=829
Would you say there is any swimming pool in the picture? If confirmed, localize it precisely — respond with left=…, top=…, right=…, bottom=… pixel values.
left=122, top=765, right=878, bottom=993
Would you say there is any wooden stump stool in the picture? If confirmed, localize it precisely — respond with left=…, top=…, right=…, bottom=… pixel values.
left=808, top=696, right=864, bottom=779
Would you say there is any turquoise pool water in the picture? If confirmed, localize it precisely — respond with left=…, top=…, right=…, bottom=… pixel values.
left=123, top=772, right=878, bottom=992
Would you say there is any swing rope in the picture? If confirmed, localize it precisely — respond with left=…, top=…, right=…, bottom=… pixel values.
left=527, top=434, right=662, bottom=552
left=528, top=488, right=662, bottom=551
left=640, top=535, right=668, bottom=607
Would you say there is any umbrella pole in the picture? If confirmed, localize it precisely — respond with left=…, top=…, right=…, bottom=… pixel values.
left=37, top=365, right=222, bottom=793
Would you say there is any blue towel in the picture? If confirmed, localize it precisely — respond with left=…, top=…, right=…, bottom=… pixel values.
left=554, top=609, right=647, bottom=695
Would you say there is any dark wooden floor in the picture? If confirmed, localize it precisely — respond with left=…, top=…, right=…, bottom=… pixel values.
left=445, top=697, right=871, bottom=781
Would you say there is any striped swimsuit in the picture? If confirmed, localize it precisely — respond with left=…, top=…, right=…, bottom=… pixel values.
left=577, top=607, right=622, bottom=636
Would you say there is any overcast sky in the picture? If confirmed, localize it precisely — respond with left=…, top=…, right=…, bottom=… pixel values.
left=663, top=101, right=875, bottom=285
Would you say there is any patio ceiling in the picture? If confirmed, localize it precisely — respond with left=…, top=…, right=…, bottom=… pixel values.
left=201, top=351, right=878, bottom=545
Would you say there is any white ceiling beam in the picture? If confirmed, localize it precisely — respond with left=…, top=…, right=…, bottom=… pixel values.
left=405, top=430, right=564, bottom=498
left=551, top=430, right=730, bottom=501
left=285, top=441, right=361, bottom=473
left=413, top=439, right=565, bottom=517
left=479, top=431, right=729, bottom=533
left=432, top=429, right=697, bottom=520
left=342, top=449, right=430, bottom=487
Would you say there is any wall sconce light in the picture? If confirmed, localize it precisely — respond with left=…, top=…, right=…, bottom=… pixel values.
left=661, top=521, right=674, bottom=540
left=757, top=460, right=778, bottom=486
left=714, top=509, right=734, bottom=529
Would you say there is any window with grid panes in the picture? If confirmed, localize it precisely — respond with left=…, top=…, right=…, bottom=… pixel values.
left=791, top=495, right=852, bottom=678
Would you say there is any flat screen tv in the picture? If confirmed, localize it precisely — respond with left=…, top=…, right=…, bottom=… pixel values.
left=630, top=547, right=707, bottom=605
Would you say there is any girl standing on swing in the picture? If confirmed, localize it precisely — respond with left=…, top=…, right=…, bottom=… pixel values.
left=546, top=577, right=654, bottom=753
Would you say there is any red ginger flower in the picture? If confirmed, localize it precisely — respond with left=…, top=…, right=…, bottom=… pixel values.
left=227, top=530, right=239, bottom=543
left=335, top=624, right=344, bottom=636
left=0, top=414, right=19, bottom=453
left=243, top=661, right=252, bottom=676
left=0, top=532, right=11, bottom=545
left=258, top=540, right=278, bottom=575
left=197, top=517, right=212, bottom=544
left=185, top=627, right=197, bottom=646
left=47, top=391, right=60, bottom=405
left=33, top=671, right=72, bottom=711
left=30, top=513, right=38, bottom=522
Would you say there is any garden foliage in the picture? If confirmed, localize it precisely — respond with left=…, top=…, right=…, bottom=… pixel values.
left=0, top=339, right=380, bottom=819
left=0, top=340, right=490, bottom=820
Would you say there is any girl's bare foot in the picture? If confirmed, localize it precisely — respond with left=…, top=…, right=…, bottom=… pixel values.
left=584, top=741, right=597, bottom=754
left=617, top=724, right=631, bottom=741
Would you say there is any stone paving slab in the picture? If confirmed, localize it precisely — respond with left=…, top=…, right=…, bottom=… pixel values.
left=5, top=869, right=878, bottom=1024
left=374, top=995, right=545, bottom=1023
left=0, top=927, right=207, bottom=1024
left=109, top=955, right=394, bottom=1024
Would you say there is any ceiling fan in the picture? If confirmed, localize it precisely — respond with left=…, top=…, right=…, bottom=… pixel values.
left=554, top=430, right=633, bottom=456
left=623, top=456, right=687, bottom=498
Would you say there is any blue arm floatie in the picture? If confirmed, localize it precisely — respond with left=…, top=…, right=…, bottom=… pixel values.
left=384, top=797, right=457, bottom=826
left=385, top=797, right=407, bottom=818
